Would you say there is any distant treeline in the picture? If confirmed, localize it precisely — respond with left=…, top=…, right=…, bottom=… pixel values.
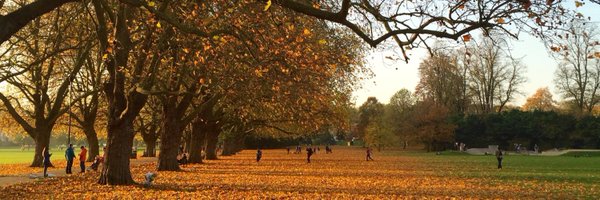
left=454, top=110, right=600, bottom=150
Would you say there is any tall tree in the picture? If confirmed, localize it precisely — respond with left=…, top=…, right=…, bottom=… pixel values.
left=386, top=89, right=416, bottom=149
left=465, top=36, right=526, bottom=114
left=416, top=50, right=468, bottom=114
left=553, top=21, right=600, bottom=115
left=357, top=97, right=384, bottom=145
left=0, top=5, right=93, bottom=167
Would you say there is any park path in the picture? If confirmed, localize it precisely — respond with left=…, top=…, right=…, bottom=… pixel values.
left=0, top=157, right=157, bottom=188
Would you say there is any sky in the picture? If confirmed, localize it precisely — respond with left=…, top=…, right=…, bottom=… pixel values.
left=352, top=3, right=600, bottom=107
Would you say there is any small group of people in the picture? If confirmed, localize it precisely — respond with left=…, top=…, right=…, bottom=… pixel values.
left=41, top=144, right=92, bottom=178
left=64, top=144, right=88, bottom=174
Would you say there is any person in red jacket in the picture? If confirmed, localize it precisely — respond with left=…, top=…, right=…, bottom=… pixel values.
left=79, top=146, right=87, bottom=173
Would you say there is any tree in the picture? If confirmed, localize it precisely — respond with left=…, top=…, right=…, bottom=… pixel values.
left=522, top=87, right=556, bottom=111
left=272, top=0, right=572, bottom=61
left=465, top=36, right=526, bottom=114
left=136, top=97, right=160, bottom=158
left=553, top=21, right=600, bottom=115
left=411, top=100, right=456, bottom=152
left=0, top=5, right=93, bottom=167
left=416, top=50, right=468, bottom=114
left=357, top=97, right=384, bottom=146
left=0, top=0, right=79, bottom=45
left=386, top=89, right=416, bottom=149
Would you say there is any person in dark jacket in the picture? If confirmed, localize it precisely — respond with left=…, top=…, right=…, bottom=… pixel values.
left=256, top=148, right=263, bottom=162
left=65, top=144, right=76, bottom=174
left=306, top=147, right=314, bottom=163
left=366, top=147, right=374, bottom=161
left=495, top=148, right=504, bottom=169
left=42, top=147, right=52, bottom=177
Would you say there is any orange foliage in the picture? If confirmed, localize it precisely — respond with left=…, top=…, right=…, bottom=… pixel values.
left=0, top=161, right=66, bottom=177
left=2, top=148, right=597, bottom=198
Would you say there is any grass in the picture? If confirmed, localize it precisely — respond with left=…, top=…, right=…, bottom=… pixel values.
left=395, top=150, right=600, bottom=185
left=1, top=147, right=599, bottom=198
left=0, top=147, right=145, bottom=164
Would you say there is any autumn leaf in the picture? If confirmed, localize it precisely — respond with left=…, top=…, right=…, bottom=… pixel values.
left=495, top=18, right=505, bottom=24
left=462, top=34, right=472, bottom=42
left=148, top=1, right=155, bottom=7
left=575, top=1, right=583, bottom=8
left=264, top=0, right=272, bottom=11
left=318, top=39, right=327, bottom=45
left=303, top=28, right=311, bottom=35
left=156, top=22, right=161, bottom=28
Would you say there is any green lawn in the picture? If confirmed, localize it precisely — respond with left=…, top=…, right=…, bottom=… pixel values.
left=0, top=147, right=64, bottom=164
left=395, top=151, right=600, bottom=185
left=0, top=147, right=146, bottom=164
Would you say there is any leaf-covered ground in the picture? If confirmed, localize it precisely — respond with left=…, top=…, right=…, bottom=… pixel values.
left=1, top=147, right=598, bottom=199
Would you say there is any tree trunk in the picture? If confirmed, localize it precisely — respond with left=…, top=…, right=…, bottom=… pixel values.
left=183, top=129, right=192, bottom=154
left=234, top=136, right=245, bottom=153
left=205, top=127, right=220, bottom=160
left=84, top=126, right=100, bottom=162
left=157, top=108, right=183, bottom=171
left=221, top=138, right=235, bottom=156
left=31, top=128, right=52, bottom=167
left=221, top=135, right=245, bottom=156
left=98, top=121, right=136, bottom=185
left=188, top=119, right=204, bottom=164
left=142, top=138, right=157, bottom=157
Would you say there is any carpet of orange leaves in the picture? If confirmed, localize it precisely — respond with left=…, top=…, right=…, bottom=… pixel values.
left=0, top=161, right=67, bottom=177
left=0, top=147, right=598, bottom=199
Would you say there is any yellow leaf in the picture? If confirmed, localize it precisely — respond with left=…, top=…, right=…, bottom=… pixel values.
left=156, top=22, right=161, bottom=28
left=303, top=29, right=311, bottom=35
left=148, top=1, right=155, bottom=7
left=318, top=39, right=327, bottom=45
left=575, top=1, right=583, bottom=7
left=264, top=0, right=272, bottom=11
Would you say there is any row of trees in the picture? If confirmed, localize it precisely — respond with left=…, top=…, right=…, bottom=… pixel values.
left=0, top=1, right=369, bottom=185
left=354, top=21, right=600, bottom=151
left=0, top=0, right=582, bottom=185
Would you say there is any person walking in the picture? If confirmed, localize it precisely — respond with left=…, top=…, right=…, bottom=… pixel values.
left=79, top=146, right=87, bottom=173
left=366, top=147, right=374, bottom=161
left=306, top=147, right=314, bottom=163
left=65, top=144, right=76, bottom=174
left=42, top=147, right=52, bottom=177
left=495, top=148, right=504, bottom=169
left=256, top=148, right=263, bottom=162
